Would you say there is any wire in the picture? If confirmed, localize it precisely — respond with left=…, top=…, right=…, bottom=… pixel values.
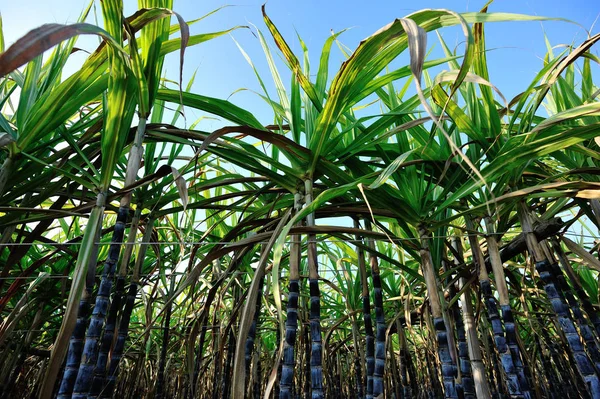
left=0, top=265, right=396, bottom=280
left=0, top=230, right=594, bottom=247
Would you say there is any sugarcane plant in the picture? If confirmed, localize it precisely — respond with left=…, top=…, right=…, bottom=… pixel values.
left=2, top=1, right=600, bottom=398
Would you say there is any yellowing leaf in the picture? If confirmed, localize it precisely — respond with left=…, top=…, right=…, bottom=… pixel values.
left=576, top=190, right=600, bottom=199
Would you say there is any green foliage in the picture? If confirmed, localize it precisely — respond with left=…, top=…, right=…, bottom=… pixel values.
left=0, top=1, right=599, bottom=397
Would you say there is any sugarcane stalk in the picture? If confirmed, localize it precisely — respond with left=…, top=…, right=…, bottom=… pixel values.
left=223, top=327, right=236, bottom=399
left=191, top=323, right=209, bottom=398
left=418, top=225, right=457, bottom=398
left=365, top=220, right=386, bottom=397
left=89, top=208, right=141, bottom=397
left=518, top=202, right=600, bottom=398
left=280, top=192, right=303, bottom=399
left=305, top=179, right=323, bottom=399
left=484, top=216, right=532, bottom=398
left=351, top=315, right=364, bottom=398
left=57, top=221, right=103, bottom=399
left=70, top=114, right=147, bottom=398
left=275, top=325, right=283, bottom=399
left=458, top=274, right=491, bottom=396
left=211, top=291, right=223, bottom=398
left=303, top=314, right=311, bottom=398
left=551, top=238, right=600, bottom=336
left=103, top=216, right=154, bottom=398
left=156, top=273, right=176, bottom=399
left=355, top=219, right=375, bottom=399
left=445, top=240, right=473, bottom=399
left=543, top=243, right=600, bottom=371
left=222, top=284, right=240, bottom=398
left=451, top=236, right=490, bottom=399
left=466, top=216, right=523, bottom=397
left=252, top=344, right=261, bottom=399
left=71, top=206, right=128, bottom=399
left=40, top=200, right=106, bottom=399
left=245, top=270, right=264, bottom=394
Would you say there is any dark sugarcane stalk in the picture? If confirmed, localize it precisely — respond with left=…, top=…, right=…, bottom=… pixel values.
left=73, top=206, right=129, bottom=399
left=533, top=286, right=585, bottom=398
left=484, top=217, right=532, bottom=398
left=350, top=314, right=364, bottom=399
left=303, top=314, right=311, bottom=398
left=518, top=202, right=600, bottom=398
left=71, top=205, right=129, bottom=399
left=245, top=274, right=264, bottom=392
left=275, top=325, right=282, bottom=399
left=190, top=323, right=208, bottom=398
left=103, top=216, right=154, bottom=398
left=190, top=271, right=221, bottom=399
left=280, top=192, right=303, bottom=399
left=57, top=223, right=103, bottom=399
left=440, top=257, right=463, bottom=396
left=89, top=208, right=141, bottom=398
left=441, top=289, right=460, bottom=383
left=223, top=327, right=236, bottom=399
left=305, top=179, right=323, bottom=399
left=365, top=220, right=386, bottom=397
left=280, top=279, right=300, bottom=398
left=536, top=310, right=584, bottom=398
left=484, top=327, right=504, bottom=398
left=211, top=291, right=223, bottom=399
left=544, top=248, right=600, bottom=371
left=454, top=315, right=472, bottom=398
left=102, top=282, right=136, bottom=396
left=252, top=346, right=261, bottom=399
left=57, top=293, right=93, bottom=399
left=465, top=216, right=523, bottom=397
left=222, top=283, right=240, bottom=398
left=355, top=219, right=375, bottom=399
left=89, top=276, right=125, bottom=396
left=551, top=238, right=600, bottom=336
left=156, top=273, right=176, bottom=399
left=71, top=118, right=147, bottom=398
left=447, top=240, right=475, bottom=399
left=418, top=225, right=457, bottom=398
left=307, top=258, right=323, bottom=398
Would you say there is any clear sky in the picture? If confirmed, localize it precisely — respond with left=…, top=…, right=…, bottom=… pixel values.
left=1, top=0, right=599, bottom=127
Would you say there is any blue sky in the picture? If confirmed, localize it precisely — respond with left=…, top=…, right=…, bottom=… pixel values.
left=1, top=0, right=599, bottom=128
